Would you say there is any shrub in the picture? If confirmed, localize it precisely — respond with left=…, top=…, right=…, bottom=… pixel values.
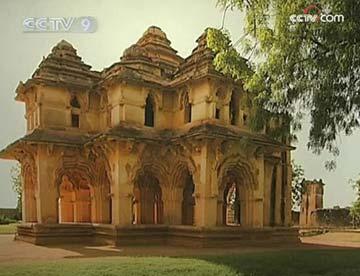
left=0, top=215, right=17, bottom=225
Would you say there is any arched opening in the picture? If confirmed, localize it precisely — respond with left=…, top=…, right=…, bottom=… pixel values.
left=58, top=175, right=91, bottom=223
left=223, top=182, right=241, bottom=225
left=70, top=96, right=80, bottom=128
left=144, top=94, right=155, bottom=127
left=215, top=108, right=221, bottom=119
left=133, top=172, right=163, bottom=224
left=182, top=173, right=195, bottom=225
left=70, top=96, right=81, bottom=108
left=218, top=160, right=257, bottom=227
left=229, top=90, right=239, bottom=125
left=242, top=113, right=248, bottom=126
left=215, top=88, right=226, bottom=120
left=184, top=92, right=192, bottom=123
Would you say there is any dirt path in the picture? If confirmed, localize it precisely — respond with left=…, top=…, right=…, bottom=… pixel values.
left=0, top=235, right=82, bottom=263
left=301, top=232, right=360, bottom=248
left=0, top=233, right=357, bottom=264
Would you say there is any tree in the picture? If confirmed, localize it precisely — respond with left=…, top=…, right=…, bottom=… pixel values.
left=350, top=174, right=360, bottom=227
left=291, top=160, right=305, bottom=209
left=208, top=0, right=360, bottom=167
left=11, top=163, right=22, bottom=219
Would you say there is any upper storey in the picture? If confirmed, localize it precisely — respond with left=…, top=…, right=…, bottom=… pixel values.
left=16, top=40, right=101, bottom=133
left=14, top=26, right=265, bottom=141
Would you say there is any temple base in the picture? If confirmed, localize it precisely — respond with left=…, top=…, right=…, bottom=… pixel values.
left=16, top=223, right=300, bottom=247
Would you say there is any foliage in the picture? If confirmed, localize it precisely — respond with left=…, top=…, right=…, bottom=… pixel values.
left=0, top=215, right=17, bottom=225
left=10, top=163, right=22, bottom=218
left=208, top=0, right=360, bottom=166
left=291, top=160, right=305, bottom=209
left=350, top=174, right=360, bottom=226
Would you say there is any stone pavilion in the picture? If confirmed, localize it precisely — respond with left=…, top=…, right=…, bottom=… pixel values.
left=0, top=26, right=298, bottom=246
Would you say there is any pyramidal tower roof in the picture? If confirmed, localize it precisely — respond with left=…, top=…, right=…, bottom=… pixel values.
left=172, top=29, right=218, bottom=85
left=121, top=26, right=183, bottom=71
left=18, top=27, right=225, bottom=97
left=137, top=26, right=172, bottom=48
left=30, top=40, right=100, bottom=90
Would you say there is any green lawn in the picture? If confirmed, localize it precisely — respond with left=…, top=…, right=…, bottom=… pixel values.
left=0, top=223, right=18, bottom=234
left=1, top=249, right=360, bottom=276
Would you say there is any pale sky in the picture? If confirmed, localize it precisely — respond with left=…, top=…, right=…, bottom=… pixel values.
left=0, top=0, right=359, bottom=208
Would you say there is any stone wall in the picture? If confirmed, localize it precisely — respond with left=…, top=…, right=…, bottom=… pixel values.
left=311, top=208, right=353, bottom=227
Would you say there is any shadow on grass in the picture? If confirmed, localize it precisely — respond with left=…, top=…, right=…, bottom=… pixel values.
left=46, top=243, right=126, bottom=258
left=194, top=248, right=360, bottom=276
left=39, top=242, right=360, bottom=275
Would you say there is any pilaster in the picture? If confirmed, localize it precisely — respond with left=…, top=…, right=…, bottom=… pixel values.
left=193, top=141, right=218, bottom=227
left=36, top=145, right=58, bottom=223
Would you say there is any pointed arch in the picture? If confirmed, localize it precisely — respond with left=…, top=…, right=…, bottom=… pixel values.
left=70, top=95, right=81, bottom=128
left=184, top=92, right=192, bottom=123
left=133, top=170, right=163, bottom=224
left=58, top=173, right=92, bottom=223
left=55, top=153, right=111, bottom=224
left=217, top=154, right=258, bottom=227
left=144, top=94, right=155, bottom=127
left=229, top=89, right=240, bottom=125
left=70, top=96, right=81, bottom=108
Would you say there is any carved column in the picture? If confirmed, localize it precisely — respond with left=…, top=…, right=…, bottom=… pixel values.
left=216, top=198, right=224, bottom=225
left=111, top=141, right=136, bottom=226
left=193, top=142, right=218, bottom=227
left=275, top=161, right=283, bottom=226
left=253, top=152, right=265, bottom=228
left=21, top=165, right=37, bottom=223
left=36, top=144, right=59, bottom=224
left=263, top=160, right=272, bottom=226
left=284, top=151, right=293, bottom=226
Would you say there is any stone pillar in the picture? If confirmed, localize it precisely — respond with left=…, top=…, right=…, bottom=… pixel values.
left=275, top=163, right=282, bottom=226
left=284, top=153, right=293, bottom=226
left=216, top=199, right=224, bottom=225
left=21, top=169, right=37, bottom=223
left=110, top=142, right=136, bottom=226
left=36, top=145, right=59, bottom=224
left=162, top=186, right=183, bottom=225
left=193, top=142, right=218, bottom=227
left=223, top=104, right=230, bottom=124
left=262, top=161, right=272, bottom=226
left=241, top=197, right=247, bottom=226
left=253, top=155, right=264, bottom=228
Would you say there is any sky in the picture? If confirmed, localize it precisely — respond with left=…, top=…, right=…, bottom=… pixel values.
left=0, top=0, right=359, bottom=209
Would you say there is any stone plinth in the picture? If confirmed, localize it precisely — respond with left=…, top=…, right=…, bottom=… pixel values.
left=15, top=223, right=300, bottom=247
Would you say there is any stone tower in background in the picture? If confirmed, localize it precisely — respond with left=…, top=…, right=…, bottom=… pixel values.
left=300, top=179, right=324, bottom=227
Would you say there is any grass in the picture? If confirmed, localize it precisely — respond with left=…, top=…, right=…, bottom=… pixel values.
left=0, top=223, right=18, bottom=234
left=2, top=249, right=360, bottom=276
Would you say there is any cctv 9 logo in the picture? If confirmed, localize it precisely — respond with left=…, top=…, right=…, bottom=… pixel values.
left=23, top=17, right=97, bottom=33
